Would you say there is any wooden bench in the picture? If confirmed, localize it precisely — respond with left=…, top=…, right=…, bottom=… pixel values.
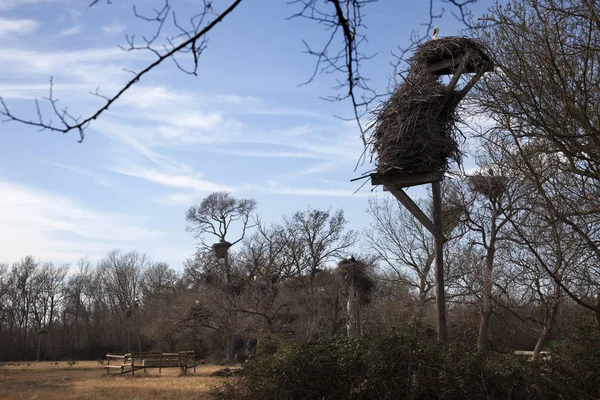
left=105, top=351, right=197, bottom=376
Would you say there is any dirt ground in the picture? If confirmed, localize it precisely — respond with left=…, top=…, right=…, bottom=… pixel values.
left=0, top=361, right=228, bottom=400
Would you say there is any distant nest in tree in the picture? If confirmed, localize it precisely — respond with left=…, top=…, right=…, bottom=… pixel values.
left=441, top=203, right=464, bottom=233
left=337, top=258, right=375, bottom=304
left=212, top=241, right=232, bottom=259
left=368, top=37, right=492, bottom=174
left=468, top=174, right=508, bottom=199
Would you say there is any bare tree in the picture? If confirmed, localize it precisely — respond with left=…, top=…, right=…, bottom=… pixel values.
left=185, top=192, right=256, bottom=360
left=453, top=146, right=526, bottom=349
left=365, top=196, right=435, bottom=315
left=186, top=192, right=256, bottom=254
left=31, top=262, right=67, bottom=360
left=98, top=250, right=149, bottom=352
left=473, top=0, right=600, bottom=326
left=282, top=207, right=356, bottom=339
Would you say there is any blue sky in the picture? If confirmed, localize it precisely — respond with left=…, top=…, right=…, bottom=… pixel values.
left=0, top=0, right=490, bottom=269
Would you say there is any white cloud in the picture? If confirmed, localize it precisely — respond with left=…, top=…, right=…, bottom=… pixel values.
left=0, top=0, right=54, bottom=10
left=59, top=25, right=81, bottom=36
left=102, top=22, right=126, bottom=35
left=0, top=180, right=166, bottom=265
left=109, top=162, right=233, bottom=205
left=0, top=18, right=39, bottom=37
left=46, top=162, right=112, bottom=187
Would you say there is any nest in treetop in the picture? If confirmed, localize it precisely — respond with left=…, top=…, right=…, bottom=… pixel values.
left=441, top=203, right=464, bottom=233
left=468, top=174, right=508, bottom=199
left=337, top=258, right=375, bottom=304
left=212, top=241, right=232, bottom=259
left=368, top=36, right=491, bottom=174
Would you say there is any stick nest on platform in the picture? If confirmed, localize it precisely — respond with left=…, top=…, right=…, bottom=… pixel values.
left=368, top=36, right=490, bottom=174
left=337, top=258, right=375, bottom=304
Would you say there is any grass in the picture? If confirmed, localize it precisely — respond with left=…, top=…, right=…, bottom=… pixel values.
left=0, top=361, right=227, bottom=399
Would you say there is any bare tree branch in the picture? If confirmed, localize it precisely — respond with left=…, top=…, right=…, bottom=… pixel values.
left=0, top=0, right=243, bottom=142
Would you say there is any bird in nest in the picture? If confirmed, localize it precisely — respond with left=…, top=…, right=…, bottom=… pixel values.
left=432, top=26, right=439, bottom=40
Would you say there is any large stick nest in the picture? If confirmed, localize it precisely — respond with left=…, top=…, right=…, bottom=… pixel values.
left=337, top=258, right=375, bottom=304
left=212, top=241, right=232, bottom=259
left=368, top=36, right=491, bottom=174
left=468, top=174, right=508, bottom=200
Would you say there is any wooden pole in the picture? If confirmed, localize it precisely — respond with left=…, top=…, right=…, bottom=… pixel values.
left=432, top=181, right=448, bottom=342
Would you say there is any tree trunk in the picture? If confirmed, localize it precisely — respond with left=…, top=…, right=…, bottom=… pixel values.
left=346, top=277, right=356, bottom=338
left=355, top=291, right=362, bottom=337
left=226, top=335, right=236, bottom=361
left=478, top=236, right=496, bottom=350
left=432, top=182, right=447, bottom=342
left=532, top=301, right=559, bottom=361
left=36, top=333, right=42, bottom=361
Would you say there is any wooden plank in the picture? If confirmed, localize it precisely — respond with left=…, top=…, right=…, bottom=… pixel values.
left=432, top=50, right=473, bottom=123
left=446, top=50, right=472, bottom=92
left=378, top=176, right=443, bottom=241
left=371, top=171, right=442, bottom=188
left=432, top=181, right=448, bottom=342
left=428, top=52, right=492, bottom=75
left=106, top=354, right=126, bottom=359
left=454, top=68, right=485, bottom=104
left=428, top=58, right=461, bottom=74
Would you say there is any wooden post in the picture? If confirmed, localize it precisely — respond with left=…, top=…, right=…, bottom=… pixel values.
left=432, top=181, right=448, bottom=342
left=131, top=355, right=135, bottom=376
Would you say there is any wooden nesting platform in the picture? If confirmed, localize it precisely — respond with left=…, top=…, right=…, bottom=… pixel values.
left=371, top=171, right=443, bottom=189
left=428, top=50, right=494, bottom=76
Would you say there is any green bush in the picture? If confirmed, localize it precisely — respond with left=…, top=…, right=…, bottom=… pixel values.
left=210, top=324, right=600, bottom=400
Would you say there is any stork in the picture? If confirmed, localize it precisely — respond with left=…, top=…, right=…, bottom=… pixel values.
left=432, top=26, right=439, bottom=40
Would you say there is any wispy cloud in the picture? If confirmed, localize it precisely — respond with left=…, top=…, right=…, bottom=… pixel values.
left=109, top=161, right=233, bottom=205
left=0, top=179, right=165, bottom=264
left=112, top=165, right=232, bottom=193
left=59, top=25, right=81, bottom=36
left=0, top=18, right=39, bottom=37
left=102, top=22, right=126, bottom=35
left=0, top=0, right=55, bottom=10
left=46, top=162, right=113, bottom=188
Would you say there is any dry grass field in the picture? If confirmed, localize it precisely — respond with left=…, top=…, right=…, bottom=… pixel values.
left=0, top=361, right=228, bottom=400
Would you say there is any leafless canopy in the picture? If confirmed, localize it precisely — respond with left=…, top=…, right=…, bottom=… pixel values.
left=186, top=191, right=256, bottom=250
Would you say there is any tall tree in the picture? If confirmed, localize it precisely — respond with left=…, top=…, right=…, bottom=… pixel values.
left=185, top=192, right=256, bottom=360
left=474, top=0, right=600, bottom=325
left=365, top=196, right=436, bottom=316
left=282, top=207, right=356, bottom=339
left=97, top=250, right=149, bottom=352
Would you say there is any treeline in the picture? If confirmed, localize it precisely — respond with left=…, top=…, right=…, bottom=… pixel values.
left=0, top=187, right=596, bottom=362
